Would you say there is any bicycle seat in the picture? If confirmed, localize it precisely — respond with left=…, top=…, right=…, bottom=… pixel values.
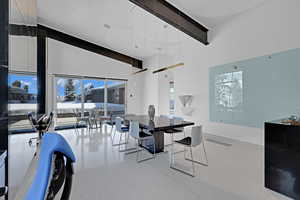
left=25, top=133, right=76, bottom=200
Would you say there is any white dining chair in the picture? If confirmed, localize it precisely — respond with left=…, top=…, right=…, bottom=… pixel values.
left=170, top=126, right=208, bottom=177
left=112, top=117, right=129, bottom=147
left=125, top=121, right=156, bottom=163
left=163, top=116, right=185, bottom=147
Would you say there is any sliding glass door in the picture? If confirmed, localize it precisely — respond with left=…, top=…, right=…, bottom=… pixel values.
left=107, top=80, right=126, bottom=116
left=55, top=77, right=81, bottom=126
left=83, top=79, right=105, bottom=116
left=8, top=72, right=37, bottom=131
left=54, top=76, right=126, bottom=127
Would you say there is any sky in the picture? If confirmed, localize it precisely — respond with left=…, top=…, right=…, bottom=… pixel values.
left=56, top=79, right=106, bottom=96
left=8, top=74, right=37, bottom=94
left=8, top=74, right=124, bottom=96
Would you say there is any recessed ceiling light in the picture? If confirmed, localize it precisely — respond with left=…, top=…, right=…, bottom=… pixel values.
left=157, top=47, right=162, bottom=51
left=163, top=24, right=168, bottom=29
left=135, top=45, right=139, bottom=49
left=104, top=24, right=111, bottom=29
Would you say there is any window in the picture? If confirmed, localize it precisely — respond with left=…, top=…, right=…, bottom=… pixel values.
left=55, top=76, right=127, bottom=127
left=169, top=81, right=175, bottom=115
left=215, top=71, right=243, bottom=111
left=83, top=79, right=105, bottom=116
left=107, top=80, right=126, bottom=116
left=56, top=77, right=81, bottom=126
left=8, top=73, right=37, bottom=131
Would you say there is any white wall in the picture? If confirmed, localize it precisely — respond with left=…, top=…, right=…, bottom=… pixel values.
left=9, top=35, right=36, bottom=72
left=140, top=0, right=300, bottom=145
left=8, top=34, right=143, bottom=116
left=47, top=38, right=143, bottom=114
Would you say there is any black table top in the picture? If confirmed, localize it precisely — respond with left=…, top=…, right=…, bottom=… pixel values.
left=123, top=115, right=194, bottom=131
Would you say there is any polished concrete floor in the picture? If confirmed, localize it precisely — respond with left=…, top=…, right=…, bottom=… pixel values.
left=8, top=126, right=291, bottom=200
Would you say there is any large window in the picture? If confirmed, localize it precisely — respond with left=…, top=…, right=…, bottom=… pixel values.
left=107, top=80, right=126, bottom=116
left=56, top=77, right=81, bottom=126
left=55, top=76, right=126, bottom=127
left=83, top=79, right=105, bottom=116
left=8, top=73, right=37, bottom=131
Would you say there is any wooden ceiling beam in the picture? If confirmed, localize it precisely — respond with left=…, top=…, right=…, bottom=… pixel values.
left=129, top=0, right=209, bottom=45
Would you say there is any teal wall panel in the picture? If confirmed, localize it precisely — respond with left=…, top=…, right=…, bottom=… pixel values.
left=210, top=48, right=300, bottom=128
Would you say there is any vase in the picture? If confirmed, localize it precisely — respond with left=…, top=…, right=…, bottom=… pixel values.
left=148, top=105, right=155, bottom=121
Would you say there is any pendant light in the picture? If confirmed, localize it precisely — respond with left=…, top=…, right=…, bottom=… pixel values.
left=151, top=23, right=184, bottom=74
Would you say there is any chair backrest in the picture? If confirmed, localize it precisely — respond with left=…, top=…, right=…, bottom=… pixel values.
left=172, top=116, right=183, bottom=121
left=115, top=117, right=123, bottom=132
left=160, top=115, right=169, bottom=118
left=191, top=126, right=203, bottom=147
left=73, top=109, right=81, bottom=119
left=172, top=116, right=184, bottom=131
left=129, top=121, right=140, bottom=139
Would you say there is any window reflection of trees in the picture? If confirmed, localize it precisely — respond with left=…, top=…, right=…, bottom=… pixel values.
left=215, top=71, right=243, bottom=111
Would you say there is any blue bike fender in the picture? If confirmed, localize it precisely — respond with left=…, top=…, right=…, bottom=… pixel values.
left=25, top=133, right=76, bottom=200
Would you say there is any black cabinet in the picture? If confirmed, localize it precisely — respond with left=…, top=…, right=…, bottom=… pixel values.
left=265, top=121, right=300, bottom=199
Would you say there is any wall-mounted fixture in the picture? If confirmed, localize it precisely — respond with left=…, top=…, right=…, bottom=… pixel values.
left=179, top=95, right=194, bottom=116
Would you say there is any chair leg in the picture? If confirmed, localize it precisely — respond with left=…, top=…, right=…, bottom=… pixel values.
left=134, top=138, right=156, bottom=163
left=111, top=126, right=116, bottom=144
left=112, top=131, right=127, bottom=146
left=170, top=144, right=198, bottom=177
left=184, top=142, right=208, bottom=167
left=120, top=133, right=127, bottom=151
left=190, top=147, right=195, bottom=177
left=110, top=125, right=114, bottom=140
left=153, top=137, right=156, bottom=159
left=74, top=123, right=78, bottom=135
left=118, top=133, right=122, bottom=151
left=136, top=139, right=140, bottom=162
left=119, top=133, right=136, bottom=152
left=202, top=141, right=209, bottom=164
left=170, top=133, right=175, bottom=166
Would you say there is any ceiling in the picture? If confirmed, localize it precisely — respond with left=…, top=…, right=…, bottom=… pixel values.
left=36, top=0, right=268, bottom=60
left=168, top=0, right=267, bottom=28
left=10, top=0, right=37, bottom=25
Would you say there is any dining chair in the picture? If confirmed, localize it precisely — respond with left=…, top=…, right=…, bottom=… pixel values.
left=73, top=109, right=91, bottom=133
left=106, top=114, right=116, bottom=138
left=170, top=126, right=208, bottom=177
left=89, top=110, right=99, bottom=129
left=125, top=121, right=156, bottom=163
left=163, top=116, right=185, bottom=147
left=112, top=117, right=129, bottom=147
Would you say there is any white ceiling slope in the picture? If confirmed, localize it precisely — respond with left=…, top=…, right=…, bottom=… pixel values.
left=168, top=0, right=268, bottom=28
left=38, top=0, right=268, bottom=60
left=10, top=0, right=37, bottom=25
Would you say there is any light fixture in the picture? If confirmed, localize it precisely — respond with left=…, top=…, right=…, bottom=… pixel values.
left=104, top=24, right=111, bottom=29
left=131, top=68, right=148, bottom=75
left=152, top=63, right=184, bottom=74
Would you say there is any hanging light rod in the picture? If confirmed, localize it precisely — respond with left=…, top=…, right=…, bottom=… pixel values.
left=132, top=68, right=148, bottom=75
left=152, top=63, right=184, bottom=74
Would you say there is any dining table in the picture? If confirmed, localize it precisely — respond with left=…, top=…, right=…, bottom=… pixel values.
left=123, top=115, right=195, bottom=153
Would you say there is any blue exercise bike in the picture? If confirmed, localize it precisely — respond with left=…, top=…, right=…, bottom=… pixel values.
left=14, top=113, right=76, bottom=200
